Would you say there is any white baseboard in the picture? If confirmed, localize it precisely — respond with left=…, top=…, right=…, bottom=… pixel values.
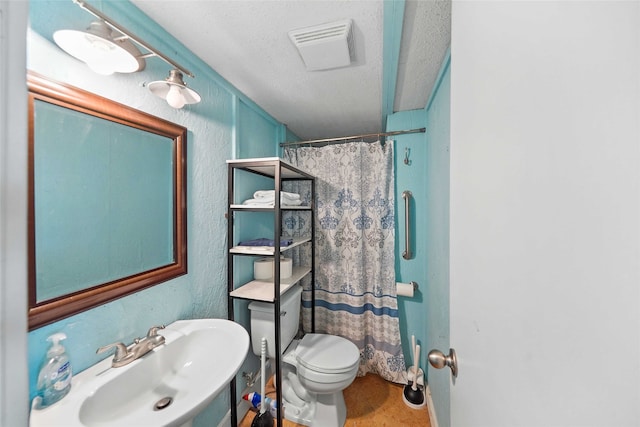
left=425, top=384, right=439, bottom=427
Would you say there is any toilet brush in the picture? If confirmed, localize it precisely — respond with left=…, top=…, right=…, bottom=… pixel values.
left=403, top=335, right=426, bottom=409
left=251, top=337, right=273, bottom=427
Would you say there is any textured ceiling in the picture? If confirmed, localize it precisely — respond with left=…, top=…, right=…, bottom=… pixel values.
left=395, top=0, right=451, bottom=111
left=131, top=0, right=451, bottom=141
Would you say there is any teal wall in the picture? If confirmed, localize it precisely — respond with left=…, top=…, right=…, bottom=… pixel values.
left=388, top=51, right=450, bottom=425
left=27, top=1, right=282, bottom=425
left=388, top=109, right=428, bottom=373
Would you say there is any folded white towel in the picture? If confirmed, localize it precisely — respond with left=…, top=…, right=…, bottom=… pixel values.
left=246, top=195, right=301, bottom=204
left=250, top=196, right=300, bottom=205
left=254, top=190, right=301, bottom=201
left=242, top=198, right=303, bottom=207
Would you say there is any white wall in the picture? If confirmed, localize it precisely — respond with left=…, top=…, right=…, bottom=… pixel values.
left=450, top=1, right=639, bottom=425
left=0, top=1, right=29, bottom=425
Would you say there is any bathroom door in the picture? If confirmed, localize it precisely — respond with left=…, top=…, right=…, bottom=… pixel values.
left=443, top=1, right=640, bottom=426
left=0, top=1, right=30, bottom=425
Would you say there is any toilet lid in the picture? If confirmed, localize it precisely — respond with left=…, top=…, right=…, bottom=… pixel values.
left=295, top=334, right=360, bottom=374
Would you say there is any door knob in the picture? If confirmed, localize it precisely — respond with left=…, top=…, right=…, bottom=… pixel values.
left=428, top=348, right=458, bottom=378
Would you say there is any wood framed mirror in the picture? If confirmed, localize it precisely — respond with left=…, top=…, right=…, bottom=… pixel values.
left=28, top=71, right=187, bottom=330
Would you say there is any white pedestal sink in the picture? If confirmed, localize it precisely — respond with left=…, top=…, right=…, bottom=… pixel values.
left=29, top=319, right=249, bottom=427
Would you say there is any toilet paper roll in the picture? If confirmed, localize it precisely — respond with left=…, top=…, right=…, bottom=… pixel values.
left=279, top=257, right=293, bottom=279
left=253, top=257, right=293, bottom=280
left=396, top=282, right=415, bottom=298
left=254, top=258, right=273, bottom=280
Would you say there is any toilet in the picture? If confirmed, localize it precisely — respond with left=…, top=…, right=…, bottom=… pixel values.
left=248, top=284, right=360, bottom=427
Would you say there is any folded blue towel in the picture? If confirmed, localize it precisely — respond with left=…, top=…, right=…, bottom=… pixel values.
left=237, top=238, right=293, bottom=247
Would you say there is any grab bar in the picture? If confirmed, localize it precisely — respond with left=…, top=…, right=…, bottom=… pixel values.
left=402, top=190, right=412, bottom=259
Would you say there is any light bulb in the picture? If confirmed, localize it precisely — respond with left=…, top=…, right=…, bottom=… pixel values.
left=166, top=85, right=186, bottom=109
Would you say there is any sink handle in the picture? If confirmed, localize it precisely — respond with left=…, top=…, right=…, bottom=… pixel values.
left=147, top=325, right=165, bottom=338
left=96, top=342, right=128, bottom=360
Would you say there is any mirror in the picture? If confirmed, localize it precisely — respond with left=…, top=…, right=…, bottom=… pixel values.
left=28, top=71, right=187, bottom=330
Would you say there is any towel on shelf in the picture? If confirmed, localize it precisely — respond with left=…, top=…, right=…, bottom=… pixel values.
left=242, top=190, right=304, bottom=207
left=253, top=190, right=301, bottom=201
left=242, top=198, right=303, bottom=207
left=237, top=237, right=293, bottom=247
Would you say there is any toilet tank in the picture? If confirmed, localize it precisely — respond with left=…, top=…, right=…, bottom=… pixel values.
left=248, top=284, right=302, bottom=358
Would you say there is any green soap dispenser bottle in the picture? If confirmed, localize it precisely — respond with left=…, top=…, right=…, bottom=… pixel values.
left=37, top=333, right=72, bottom=407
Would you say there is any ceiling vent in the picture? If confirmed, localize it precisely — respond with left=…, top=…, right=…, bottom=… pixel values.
left=288, top=19, right=354, bottom=71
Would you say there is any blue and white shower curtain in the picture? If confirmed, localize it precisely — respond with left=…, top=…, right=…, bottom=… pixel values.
left=283, top=141, right=407, bottom=384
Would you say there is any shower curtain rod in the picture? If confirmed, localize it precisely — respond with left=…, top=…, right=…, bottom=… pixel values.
left=279, top=127, right=426, bottom=147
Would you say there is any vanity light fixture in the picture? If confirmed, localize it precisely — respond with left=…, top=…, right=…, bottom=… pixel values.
left=148, top=69, right=202, bottom=109
left=54, top=0, right=201, bottom=108
left=53, top=21, right=145, bottom=75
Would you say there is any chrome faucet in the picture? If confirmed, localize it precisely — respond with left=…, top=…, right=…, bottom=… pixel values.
left=97, top=325, right=166, bottom=368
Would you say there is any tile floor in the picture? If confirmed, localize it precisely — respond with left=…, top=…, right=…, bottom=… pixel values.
left=239, top=373, right=431, bottom=426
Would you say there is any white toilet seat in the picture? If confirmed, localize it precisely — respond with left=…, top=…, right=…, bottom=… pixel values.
left=295, top=334, right=360, bottom=374
left=297, top=362, right=359, bottom=389
left=284, top=333, right=360, bottom=396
